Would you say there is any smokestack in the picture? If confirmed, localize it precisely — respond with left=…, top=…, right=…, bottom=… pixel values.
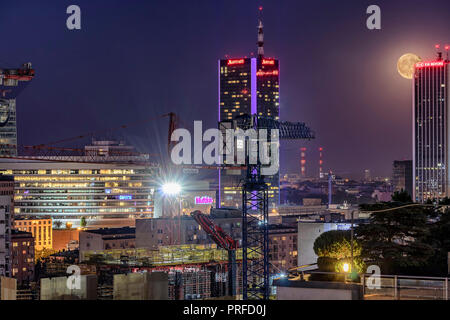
left=300, top=148, right=306, bottom=178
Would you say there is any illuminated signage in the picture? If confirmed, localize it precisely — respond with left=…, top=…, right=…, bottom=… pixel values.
left=227, top=59, right=245, bottom=65
left=415, top=61, right=445, bottom=68
left=119, top=195, right=133, bottom=200
left=262, top=59, right=275, bottom=65
left=195, top=196, right=214, bottom=205
left=256, top=70, right=279, bottom=76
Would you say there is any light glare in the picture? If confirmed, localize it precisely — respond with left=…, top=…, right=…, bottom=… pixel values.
left=162, top=182, right=181, bottom=195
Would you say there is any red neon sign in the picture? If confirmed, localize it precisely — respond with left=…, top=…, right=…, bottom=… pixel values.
left=262, top=59, right=275, bottom=65
left=227, top=59, right=245, bottom=65
left=415, top=61, right=445, bottom=68
left=256, top=70, right=279, bottom=76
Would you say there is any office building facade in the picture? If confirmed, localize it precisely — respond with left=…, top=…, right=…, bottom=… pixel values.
left=392, top=160, right=413, bottom=198
left=0, top=196, right=13, bottom=277
left=413, top=53, right=450, bottom=202
left=0, top=148, right=159, bottom=228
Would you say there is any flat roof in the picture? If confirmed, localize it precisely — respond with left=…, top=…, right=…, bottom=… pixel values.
left=85, top=227, right=135, bottom=236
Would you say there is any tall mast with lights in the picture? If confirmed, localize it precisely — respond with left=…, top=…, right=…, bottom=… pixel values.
left=257, top=7, right=264, bottom=58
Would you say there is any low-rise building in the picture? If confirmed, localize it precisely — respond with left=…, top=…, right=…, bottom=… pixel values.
left=11, top=230, right=34, bottom=286
left=0, top=195, right=13, bottom=277
left=13, top=218, right=52, bottom=251
left=136, top=208, right=242, bottom=250
left=137, top=208, right=298, bottom=274
left=269, top=225, right=298, bottom=273
left=53, top=229, right=80, bottom=251
left=79, top=227, right=135, bottom=257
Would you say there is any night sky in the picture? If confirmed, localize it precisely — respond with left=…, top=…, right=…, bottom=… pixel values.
left=1, top=0, right=450, bottom=179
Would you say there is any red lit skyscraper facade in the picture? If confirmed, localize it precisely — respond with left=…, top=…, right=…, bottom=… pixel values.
left=413, top=55, right=450, bottom=202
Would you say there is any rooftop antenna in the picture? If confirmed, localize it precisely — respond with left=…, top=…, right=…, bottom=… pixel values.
left=445, top=45, right=449, bottom=61
left=257, top=6, right=264, bottom=58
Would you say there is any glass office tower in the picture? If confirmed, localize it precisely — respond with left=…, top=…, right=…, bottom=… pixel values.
left=413, top=55, right=450, bottom=202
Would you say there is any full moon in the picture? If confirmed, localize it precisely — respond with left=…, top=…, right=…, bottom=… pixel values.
left=397, top=53, right=421, bottom=79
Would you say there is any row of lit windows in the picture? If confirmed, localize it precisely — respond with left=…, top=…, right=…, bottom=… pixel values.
left=15, top=207, right=152, bottom=214
left=15, top=176, right=136, bottom=182
left=15, top=220, right=51, bottom=226
left=17, top=182, right=145, bottom=188
left=15, top=188, right=153, bottom=194
left=1, top=169, right=142, bottom=175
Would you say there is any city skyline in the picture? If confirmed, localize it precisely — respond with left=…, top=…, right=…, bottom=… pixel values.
left=0, top=1, right=449, bottom=306
left=2, top=0, right=450, bottom=179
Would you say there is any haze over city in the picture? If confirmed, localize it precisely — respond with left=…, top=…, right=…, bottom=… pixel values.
left=1, top=0, right=449, bottom=178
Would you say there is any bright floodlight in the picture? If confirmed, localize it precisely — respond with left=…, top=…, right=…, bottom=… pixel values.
left=162, top=182, right=181, bottom=196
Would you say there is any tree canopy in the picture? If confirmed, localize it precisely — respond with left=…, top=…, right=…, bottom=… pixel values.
left=355, top=203, right=435, bottom=274
left=314, top=230, right=361, bottom=259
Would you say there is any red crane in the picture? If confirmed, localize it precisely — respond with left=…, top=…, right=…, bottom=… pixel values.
left=190, top=210, right=237, bottom=297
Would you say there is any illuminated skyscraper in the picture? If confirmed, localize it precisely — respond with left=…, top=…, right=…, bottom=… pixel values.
left=218, top=9, right=280, bottom=209
left=413, top=47, right=450, bottom=202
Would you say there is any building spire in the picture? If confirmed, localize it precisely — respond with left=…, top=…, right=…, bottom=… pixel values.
left=257, top=6, right=264, bottom=58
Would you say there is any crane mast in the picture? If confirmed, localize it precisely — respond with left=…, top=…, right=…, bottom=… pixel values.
left=220, top=114, right=314, bottom=299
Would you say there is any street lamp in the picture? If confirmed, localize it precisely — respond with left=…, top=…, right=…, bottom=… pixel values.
left=343, top=263, right=350, bottom=273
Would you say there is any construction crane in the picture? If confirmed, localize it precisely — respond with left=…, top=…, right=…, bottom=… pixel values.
left=0, top=112, right=178, bottom=165
left=220, top=114, right=315, bottom=300
left=180, top=114, right=315, bottom=300
left=190, top=210, right=237, bottom=297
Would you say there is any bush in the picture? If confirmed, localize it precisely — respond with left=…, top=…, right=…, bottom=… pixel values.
left=314, top=230, right=361, bottom=259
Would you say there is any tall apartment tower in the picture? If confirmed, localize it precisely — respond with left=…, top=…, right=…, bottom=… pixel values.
left=413, top=48, right=450, bottom=202
left=218, top=9, right=280, bottom=209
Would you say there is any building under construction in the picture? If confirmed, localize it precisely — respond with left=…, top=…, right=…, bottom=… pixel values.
left=81, top=244, right=259, bottom=299
left=0, top=63, right=34, bottom=156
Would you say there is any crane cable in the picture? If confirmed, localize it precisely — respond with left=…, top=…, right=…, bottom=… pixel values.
left=32, top=113, right=174, bottom=147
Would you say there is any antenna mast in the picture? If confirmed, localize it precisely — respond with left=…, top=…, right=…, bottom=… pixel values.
left=257, top=6, right=264, bottom=58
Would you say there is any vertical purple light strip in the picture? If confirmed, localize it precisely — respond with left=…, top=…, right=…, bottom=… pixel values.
left=251, top=58, right=257, bottom=115
left=250, top=58, right=258, bottom=210
left=218, top=59, right=221, bottom=208
left=277, top=60, right=281, bottom=206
